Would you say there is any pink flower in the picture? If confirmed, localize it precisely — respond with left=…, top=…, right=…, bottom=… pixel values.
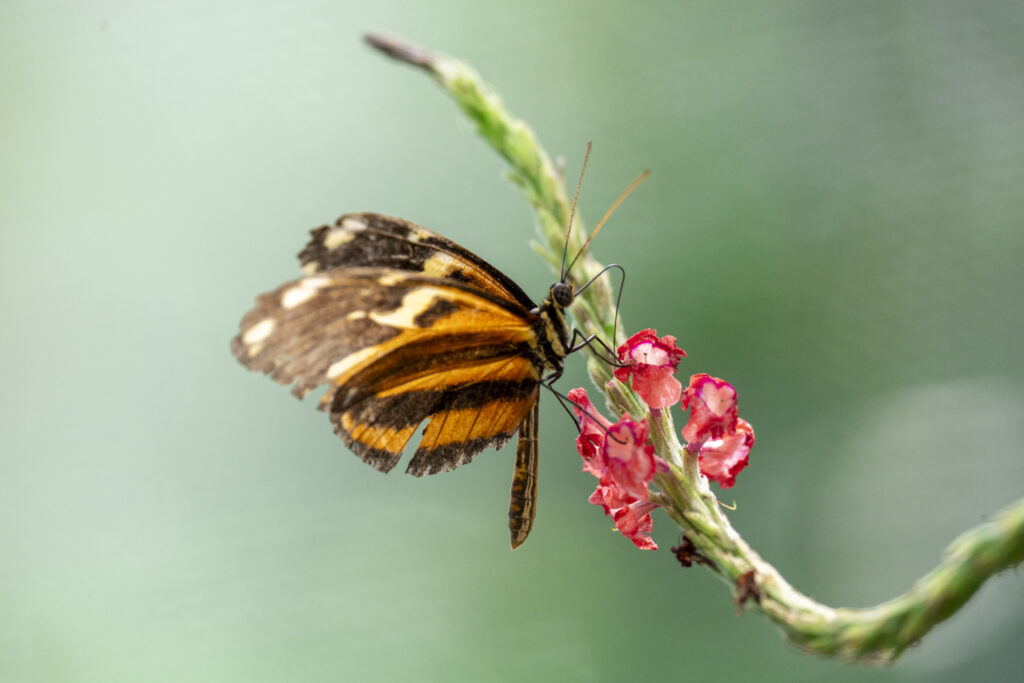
left=603, top=418, right=664, bottom=503
left=613, top=501, right=660, bottom=550
left=697, top=418, right=755, bottom=489
left=588, top=487, right=660, bottom=550
left=614, top=329, right=687, bottom=409
left=681, top=375, right=756, bottom=488
left=568, top=387, right=611, bottom=478
left=680, top=373, right=739, bottom=444
left=569, top=387, right=667, bottom=550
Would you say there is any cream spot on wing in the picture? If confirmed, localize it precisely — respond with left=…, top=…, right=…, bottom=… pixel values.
left=412, top=228, right=431, bottom=242
left=346, top=311, right=367, bottom=320
left=301, top=262, right=319, bottom=275
left=282, top=276, right=330, bottom=309
left=324, top=227, right=356, bottom=250
left=326, top=347, right=379, bottom=380
left=341, top=217, right=368, bottom=231
left=378, top=273, right=406, bottom=286
left=423, top=252, right=457, bottom=277
left=282, top=286, right=315, bottom=309
left=369, top=287, right=447, bottom=329
left=242, top=318, right=275, bottom=345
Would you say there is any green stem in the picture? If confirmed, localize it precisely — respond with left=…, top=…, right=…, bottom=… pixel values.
left=365, top=33, right=1024, bottom=664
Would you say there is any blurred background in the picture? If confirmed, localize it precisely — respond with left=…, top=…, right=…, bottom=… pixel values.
left=2, top=1, right=1022, bottom=681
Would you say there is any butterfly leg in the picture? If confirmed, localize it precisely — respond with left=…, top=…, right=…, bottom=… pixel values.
left=539, top=374, right=629, bottom=447
left=567, top=328, right=622, bottom=367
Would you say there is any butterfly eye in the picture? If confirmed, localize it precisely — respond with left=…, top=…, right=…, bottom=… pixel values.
left=552, top=282, right=573, bottom=307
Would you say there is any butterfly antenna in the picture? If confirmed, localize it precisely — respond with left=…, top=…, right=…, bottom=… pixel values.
left=564, top=169, right=649, bottom=278
left=560, top=141, right=592, bottom=282
left=576, top=263, right=628, bottom=350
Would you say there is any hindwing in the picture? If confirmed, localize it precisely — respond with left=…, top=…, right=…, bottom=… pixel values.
left=231, top=268, right=544, bottom=477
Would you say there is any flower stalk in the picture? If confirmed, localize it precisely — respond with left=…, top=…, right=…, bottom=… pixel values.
left=365, top=33, right=1024, bottom=663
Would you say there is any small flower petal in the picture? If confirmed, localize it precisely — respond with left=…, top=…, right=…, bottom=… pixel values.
left=569, top=387, right=612, bottom=476
left=612, top=502, right=659, bottom=550
left=603, top=418, right=659, bottom=502
left=680, top=373, right=739, bottom=443
left=698, top=418, right=755, bottom=489
left=615, top=329, right=687, bottom=408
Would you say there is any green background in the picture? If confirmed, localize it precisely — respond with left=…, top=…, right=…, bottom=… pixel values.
left=2, top=1, right=1022, bottom=681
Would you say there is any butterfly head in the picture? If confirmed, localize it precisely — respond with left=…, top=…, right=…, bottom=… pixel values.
left=550, top=281, right=575, bottom=309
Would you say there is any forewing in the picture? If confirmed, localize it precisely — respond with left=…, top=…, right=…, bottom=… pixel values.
left=298, top=213, right=536, bottom=310
left=232, top=268, right=542, bottom=474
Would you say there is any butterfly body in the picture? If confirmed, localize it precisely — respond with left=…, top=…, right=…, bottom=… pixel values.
left=232, top=213, right=574, bottom=548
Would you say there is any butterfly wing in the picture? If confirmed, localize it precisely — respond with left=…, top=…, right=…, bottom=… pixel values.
left=232, top=268, right=543, bottom=477
left=297, top=213, right=536, bottom=309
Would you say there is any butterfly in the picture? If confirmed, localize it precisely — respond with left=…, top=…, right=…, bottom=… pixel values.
left=231, top=212, right=580, bottom=548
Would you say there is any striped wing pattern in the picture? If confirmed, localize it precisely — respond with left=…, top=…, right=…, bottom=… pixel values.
left=232, top=269, right=541, bottom=473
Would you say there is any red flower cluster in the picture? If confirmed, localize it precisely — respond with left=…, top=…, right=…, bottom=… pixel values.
left=568, top=330, right=757, bottom=550
left=615, top=332, right=756, bottom=490
left=569, top=388, right=667, bottom=550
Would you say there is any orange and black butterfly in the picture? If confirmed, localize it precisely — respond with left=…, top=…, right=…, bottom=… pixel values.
left=231, top=212, right=579, bottom=548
